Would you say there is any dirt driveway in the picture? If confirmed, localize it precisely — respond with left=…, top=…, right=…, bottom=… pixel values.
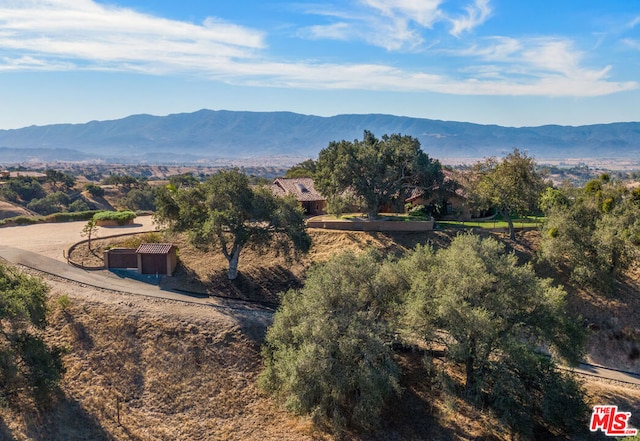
left=0, top=215, right=158, bottom=261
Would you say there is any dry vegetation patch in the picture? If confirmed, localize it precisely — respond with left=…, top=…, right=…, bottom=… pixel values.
left=1, top=282, right=318, bottom=441
left=55, top=226, right=640, bottom=440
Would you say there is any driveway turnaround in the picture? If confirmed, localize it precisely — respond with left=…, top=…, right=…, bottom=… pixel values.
left=0, top=218, right=272, bottom=314
left=0, top=216, right=158, bottom=262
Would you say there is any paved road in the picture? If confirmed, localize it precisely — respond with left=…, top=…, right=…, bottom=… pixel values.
left=0, top=216, right=158, bottom=261
left=0, top=219, right=639, bottom=384
left=570, top=362, right=640, bottom=386
left=0, top=219, right=273, bottom=314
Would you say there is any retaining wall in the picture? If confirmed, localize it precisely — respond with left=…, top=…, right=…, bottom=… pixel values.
left=307, top=218, right=434, bottom=232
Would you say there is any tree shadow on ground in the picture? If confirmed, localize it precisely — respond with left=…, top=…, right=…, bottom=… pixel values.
left=0, top=417, right=17, bottom=441
left=209, top=265, right=303, bottom=304
left=162, top=262, right=302, bottom=305
left=21, top=393, right=115, bottom=441
left=368, top=353, right=464, bottom=441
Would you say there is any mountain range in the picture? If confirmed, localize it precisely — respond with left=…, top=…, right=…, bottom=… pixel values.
left=0, top=109, right=639, bottom=163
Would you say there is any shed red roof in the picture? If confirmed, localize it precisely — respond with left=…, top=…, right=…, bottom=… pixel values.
left=136, top=243, right=175, bottom=254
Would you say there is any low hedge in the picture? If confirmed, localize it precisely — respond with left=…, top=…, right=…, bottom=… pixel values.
left=0, top=210, right=140, bottom=227
left=93, top=210, right=137, bottom=225
left=46, top=210, right=99, bottom=223
left=0, top=210, right=102, bottom=226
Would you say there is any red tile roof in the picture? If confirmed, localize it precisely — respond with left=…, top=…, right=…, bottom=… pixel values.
left=136, top=243, right=175, bottom=254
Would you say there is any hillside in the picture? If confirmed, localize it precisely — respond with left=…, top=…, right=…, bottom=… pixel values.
left=1, top=110, right=639, bottom=163
left=0, top=200, right=34, bottom=220
left=2, top=228, right=639, bottom=440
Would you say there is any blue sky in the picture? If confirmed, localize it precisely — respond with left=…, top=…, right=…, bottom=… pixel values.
left=0, top=0, right=639, bottom=129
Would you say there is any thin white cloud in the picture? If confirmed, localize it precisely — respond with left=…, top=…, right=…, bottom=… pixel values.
left=0, top=0, right=635, bottom=97
left=0, top=0, right=265, bottom=73
left=621, top=38, right=640, bottom=50
left=230, top=60, right=633, bottom=97
left=449, top=0, right=491, bottom=37
left=297, top=0, right=442, bottom=51
left=298, top=0, right=490, bottom=50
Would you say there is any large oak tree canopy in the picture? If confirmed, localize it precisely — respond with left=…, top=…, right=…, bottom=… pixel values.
left=470, top=149, right=545, bottom=240
left=314, top=131, right=443, bottom=219
left=155, top=169, right=311, bottom=280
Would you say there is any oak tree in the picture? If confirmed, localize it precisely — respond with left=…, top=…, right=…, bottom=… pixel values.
left=471, top=149, right=545, bottom=240
left=155, top=169, right=311, bottom=280
left=400, top=234, right=587, bottom=437
left=260, top=251, right=402, bottom=432
left=315, top=131, right=443, bottom=219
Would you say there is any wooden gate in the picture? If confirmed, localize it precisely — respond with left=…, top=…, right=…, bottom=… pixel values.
left=104, top=248, right=138, bottom=269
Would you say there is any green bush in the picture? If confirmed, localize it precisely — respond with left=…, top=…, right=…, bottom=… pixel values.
left=408, top=204, right=427, bottom=216
left=83, top=183, right=105, bottom=197
left=0, top=262, right=64, bottom=406
left=69, top=199, right=90, bottom=212
left=46, top=210, right=99, bottom=223
left=93, top=210, right=137, bottom=225
left=13, top=216, right=40, bottom=225
left=0, top=211, right=100, bottom=226
left=26, top=191, right=71, bottom=215
left=56, top=294, right=72, bottom=312
left=260, top=251, right=401, bottom=432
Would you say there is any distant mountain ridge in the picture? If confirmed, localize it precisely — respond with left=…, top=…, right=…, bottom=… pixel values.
left=0, top=109, right=639, bottom=163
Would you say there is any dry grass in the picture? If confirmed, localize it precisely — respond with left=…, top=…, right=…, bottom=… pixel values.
left=0, top=200, right=34, bottom=220
left=15, top=226, right=639, bottom=440
left=0, top=285, right=319, bottom=441
left=0, top=280, right=508, bottom=441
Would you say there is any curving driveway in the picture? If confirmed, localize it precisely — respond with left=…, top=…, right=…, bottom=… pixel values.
left=0, top=215, right=158, bottom=262
left=0, top=217, right=273, bottom=315
left=0, top=218, right=639, bottom=383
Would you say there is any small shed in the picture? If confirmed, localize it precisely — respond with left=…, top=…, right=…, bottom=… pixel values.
left=136, top=243, right=177, bottom=276
left=104, top=248, right=138, bottom=269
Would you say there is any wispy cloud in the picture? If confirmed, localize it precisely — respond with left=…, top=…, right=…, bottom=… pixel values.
left=235, top=59, right=633, bottom=97
left=621, top=38, right=640, bottom=50
left=296, top=0, right=443, bottom=51
left=298, top=0, right=491, bottom=50
left=0, top=0, right=635, bottom=97
left=0, top=0, right=265, bottom=73
left=449, top=0, right=491, bottom=37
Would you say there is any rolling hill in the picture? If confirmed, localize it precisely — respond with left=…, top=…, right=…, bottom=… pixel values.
left=1, top=109, right=639, bottom=163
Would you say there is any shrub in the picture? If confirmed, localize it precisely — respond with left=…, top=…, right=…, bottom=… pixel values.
left=46, top=210, right=98, bottom=223
left=83, top=183, right=105, bottom=197
left=119, top=188, right=155, bottom=211
left=69, top=199, right=90, bottom=212
left=325, top=195, right=354, bottom=217
left=14, top=216, right=40, bottom=225
left=408, top=204, right=427, bottom=217
left=56, top=294, right=72, bottom=312
left=0, top=262, right=64, bottom=406
left=93, top=210, right=137, bottom=225
left=260, top=252, right=401, bottom=432
left=118, top=232, right=165, bottom=249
